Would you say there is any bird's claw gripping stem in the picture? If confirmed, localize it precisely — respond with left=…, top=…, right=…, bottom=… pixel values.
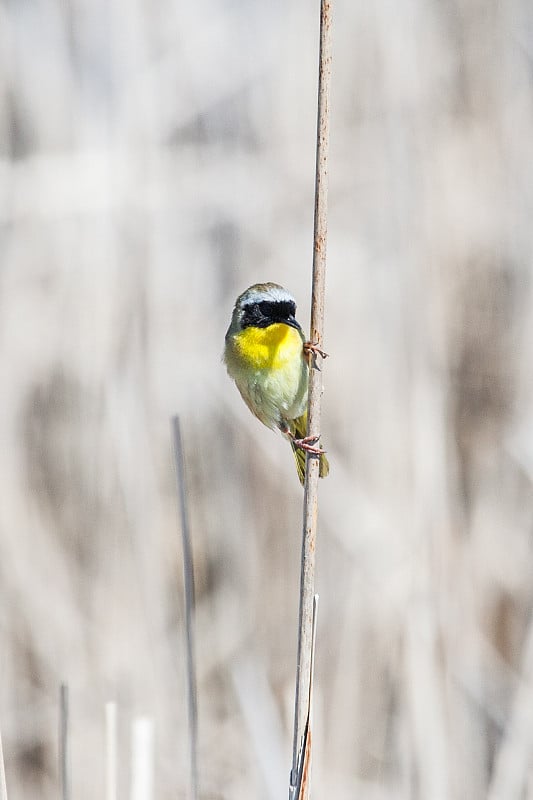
left=303, top=341, right=329, bottom=368
left=291, top=433, right=327, bottom=456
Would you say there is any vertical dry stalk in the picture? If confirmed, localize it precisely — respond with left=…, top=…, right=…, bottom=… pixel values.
left=59, top=684, right=70, bottom=800
left=290, top=0, right=333, bottom=795
left=0, top=728, right=8, bottom=800
left=130, top=718, right=154, bottom=800
left=171, top=416, right=199, bottom=800
left=292, top=596, right=320, bottom=799
left=105, top=702, right=118, bottom=800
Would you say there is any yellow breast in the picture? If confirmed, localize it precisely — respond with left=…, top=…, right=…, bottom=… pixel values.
left=232, top=323, right=303, bottom=370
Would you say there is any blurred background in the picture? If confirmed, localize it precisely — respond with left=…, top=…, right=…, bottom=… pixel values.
left=1, top=0, right=533, bottom=797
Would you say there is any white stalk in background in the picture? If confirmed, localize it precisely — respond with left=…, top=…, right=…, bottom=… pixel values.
left=131, top=717, right=154, bottom=800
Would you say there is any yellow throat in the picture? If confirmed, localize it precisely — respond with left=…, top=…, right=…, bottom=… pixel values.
left=232, top=323, right=303, bottom=370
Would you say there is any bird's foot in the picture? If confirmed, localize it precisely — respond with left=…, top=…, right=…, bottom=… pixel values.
left=303, top=341, right=329, bottom=368
left=291, top=433, right=327, bottom=455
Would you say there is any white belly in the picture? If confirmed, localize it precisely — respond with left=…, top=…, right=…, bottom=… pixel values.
left=236, top=357, right=308, bottom=431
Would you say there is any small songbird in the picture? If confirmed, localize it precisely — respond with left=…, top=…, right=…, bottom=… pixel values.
left=223, top=282, right=329, bottom=484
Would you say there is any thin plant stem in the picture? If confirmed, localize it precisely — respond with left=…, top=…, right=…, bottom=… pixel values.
left=171, top=416, right=199, bottom=800
left=292, top=596, right=319, bottom=799
left=290, top=0, right=333, bottom=795
left=0, top=727, right=8, bottom=800
left=105, top=702, right=118, bottom=800
left=130, top=717, right=154, bottom=800
left=59, top=684, right=70, bottom=800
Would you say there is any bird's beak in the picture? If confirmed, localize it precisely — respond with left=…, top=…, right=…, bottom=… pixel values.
left=285, top=315, right=302, bottom=332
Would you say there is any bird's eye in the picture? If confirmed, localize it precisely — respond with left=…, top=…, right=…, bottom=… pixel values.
left=258, top=301, right=273, bottom=316
left=281, top=302, right=296, bottom=319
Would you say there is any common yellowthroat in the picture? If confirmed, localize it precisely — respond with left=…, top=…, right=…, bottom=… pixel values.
left=224, top=282, right=329, bottom=484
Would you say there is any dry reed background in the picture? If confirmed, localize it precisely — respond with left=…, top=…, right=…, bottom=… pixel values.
left=1, top=0, right=533, bottom=798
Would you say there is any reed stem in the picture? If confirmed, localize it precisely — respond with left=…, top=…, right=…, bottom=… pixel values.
left=290, top=1, right=333, bottom=796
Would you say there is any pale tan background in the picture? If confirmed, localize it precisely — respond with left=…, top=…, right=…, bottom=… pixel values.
left=1, top=0, right=533, bottom=797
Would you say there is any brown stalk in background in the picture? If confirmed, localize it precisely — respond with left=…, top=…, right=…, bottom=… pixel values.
left=171, top=416, right=199, bottom=800
left=59, top=684, right=70, bottom=800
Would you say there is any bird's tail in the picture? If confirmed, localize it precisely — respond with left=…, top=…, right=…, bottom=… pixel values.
left=289, top=412, right=330, bottom=486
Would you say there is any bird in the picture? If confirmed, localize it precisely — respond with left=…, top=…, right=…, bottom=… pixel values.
left=223, top=282, right=329, bottom=484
